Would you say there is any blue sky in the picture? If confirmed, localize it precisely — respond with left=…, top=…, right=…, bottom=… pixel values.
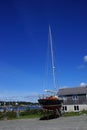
left=0, top=0, right=87, bottom=101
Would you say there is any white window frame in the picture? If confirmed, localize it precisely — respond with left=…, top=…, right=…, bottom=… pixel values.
left=72, top=95, right=78, bottom=100
left=74, top=105, right=79, bottom=111
left=62, top=106, right=67, bottom=111
left=62, top=96, right=67, bottom=101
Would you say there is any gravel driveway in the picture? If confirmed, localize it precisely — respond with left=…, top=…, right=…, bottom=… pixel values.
left=0, top=115, right=87, bottom=130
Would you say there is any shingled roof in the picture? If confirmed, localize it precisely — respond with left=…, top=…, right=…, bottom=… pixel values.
left=58, top=86, right=87, bottom=96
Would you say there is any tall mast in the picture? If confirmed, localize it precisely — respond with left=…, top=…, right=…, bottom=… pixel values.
left=49, top=26, right=56, bottom=92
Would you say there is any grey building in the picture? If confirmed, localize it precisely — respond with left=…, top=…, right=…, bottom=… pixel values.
left=58, top=86, right=87, bottom=112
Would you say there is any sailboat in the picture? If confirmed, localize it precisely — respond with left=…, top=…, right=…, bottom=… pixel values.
left=38, top=26, right=63, bottom=114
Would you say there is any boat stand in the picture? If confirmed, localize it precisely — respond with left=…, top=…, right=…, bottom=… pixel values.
left=40, top=108, right=61, bottom=120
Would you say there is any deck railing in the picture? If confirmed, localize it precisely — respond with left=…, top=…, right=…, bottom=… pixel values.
left=62, top=98, right=87, bottom=105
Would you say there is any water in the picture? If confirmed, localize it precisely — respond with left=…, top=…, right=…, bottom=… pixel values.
left=0, top=105, right=42, bottom=112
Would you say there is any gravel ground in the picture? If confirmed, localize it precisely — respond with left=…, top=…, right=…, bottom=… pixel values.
left=0, top=115, right=87, bottom=130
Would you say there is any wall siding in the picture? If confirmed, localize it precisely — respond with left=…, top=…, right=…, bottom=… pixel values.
left=62, top=104, right=87, bottom=112
left=62, top=94, right=87, bottom=105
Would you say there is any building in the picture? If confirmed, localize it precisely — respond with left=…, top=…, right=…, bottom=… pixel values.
left=58, top=86, right=87, bottom=112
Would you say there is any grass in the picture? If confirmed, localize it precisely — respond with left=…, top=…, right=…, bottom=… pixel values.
left=18, top=110, right=87, bottom=120
left=18, top=110, right=87, bottom=119
left=0, top=109, right=87, bottom=120
left=62, top=110, right=87, bottom=117
left=62, top=112, right=80, bottom=117
left=18, top=114, right=41, bottom=119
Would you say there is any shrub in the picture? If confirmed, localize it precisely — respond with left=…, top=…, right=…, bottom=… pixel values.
left=20, top=108, right=44, bottom=117
left=6, top=111, right=17, bottom=119
left=20, top=108, right=31, bottom=116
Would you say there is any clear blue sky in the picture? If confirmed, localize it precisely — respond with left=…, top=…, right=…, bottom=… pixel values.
left=0, top=0, right=87, bottom=101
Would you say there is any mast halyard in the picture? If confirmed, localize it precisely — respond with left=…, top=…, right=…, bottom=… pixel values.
left=49, top=26, right=56, bottom=94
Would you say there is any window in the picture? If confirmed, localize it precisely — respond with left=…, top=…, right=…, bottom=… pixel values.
left=86, top=94, right=87, bottom=98
left=65, top=106, right=67, bottom=111
left=72, top=95, right=78, bottom=100
left=74, top=105, right=79, bottom=111
left=62, top=106, right=67, bottom=111
left=77, top=106, right=79, bottom=110
left=74, top=106, right=76, bottom=110
left=62, top=96, right=67, bottom=101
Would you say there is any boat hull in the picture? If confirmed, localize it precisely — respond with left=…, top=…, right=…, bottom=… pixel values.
left=38, top=98, right=63, bottom=110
